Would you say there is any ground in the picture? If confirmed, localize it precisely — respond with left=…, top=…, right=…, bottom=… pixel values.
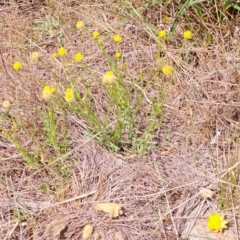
left=1, top=1, right=240, bottom=240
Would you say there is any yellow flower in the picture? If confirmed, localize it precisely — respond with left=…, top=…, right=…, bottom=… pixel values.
left=113, top=34, right=122, bottom=43
left=42, top=85, right=56, bottom=100
left=207, top=213, right=228, bottom=232
left=92, top=30, right=100, bottom=38
left=87, top=79, right=93, bottom=85
left=75, top=53, right=84, bottom=62
left=31, top=51, right=40, bottom=61
left=13, top=61, right=22, bottom=71
left=58, top=47, right=67, bottom=57
left=51, top=52, right=58, bottom=58
left=2, top=100, right=10, bottom=109
left=102, top=71, right=116, bottom=84
left=183, top=30, right=192, bottom=40
left=158, top=30, right=166, bottom=38
left=157, top=102, right=162, bottom=108
left=162, top=65, right=173, bottom=75
left=163, top=15, right=169, bottom=24
left=65, top=88, right=75, bottom=103
left=115, top=52, right=121, bottom=58
left=98, top=38, right=103, bottom=44
left=77, top=77, right=83, bottom=82
left=76, top=20, right=84, bottom=29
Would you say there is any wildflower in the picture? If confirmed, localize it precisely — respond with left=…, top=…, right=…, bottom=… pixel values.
left=77, top=77, right=83, bottom=82
left=158, top=30, right=166, bottom=38
left=13, top=61, right=22, bottom=71
left=87, top=79, right=93, bottom=85
left=157, top=103, right=162, bottom=108
left=98, top=38, right=103, bottom=44
left=75, top=53, right=84, bottom=62
left=207, top=213, right=228, bottom=232
left=102, top=71, right=116, bottom=84
left=58, top=47, right=67, bottom=57
left=76, top=20, right=84, bottom=29
left=65, top=88, right=75, bottom=103
left=163, top=15, right=169, bottom=24
left=92, top=30, right=100, bottom=38
left=115, top=52, right=121, bottom=58
left=113, top=34, right=122, bottom=43
left=42, top=85, right=56, bottom=100
left=2, top=100, right=10, bottom=109
left=51, top=52, right=58, bottom=58
left=183, top=30, right=192, bottom=40
left=162, top=65, right=173, bottom=75
left=31, top=51, right=40, bottom=61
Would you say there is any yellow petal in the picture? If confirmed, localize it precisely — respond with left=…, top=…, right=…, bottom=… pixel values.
left=83, top=224, right=93, bottom=239
left=93, top=202, right=123, bottom=218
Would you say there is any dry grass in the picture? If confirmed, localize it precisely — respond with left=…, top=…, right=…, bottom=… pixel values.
left=1, top=0, right=240, bottom=239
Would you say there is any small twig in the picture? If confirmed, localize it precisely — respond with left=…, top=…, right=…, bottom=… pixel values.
left=40, top=191, right=96, bottom=211
left=186, top=99, right=240, bottom=107
left=6, top=220, right=19, bottom=239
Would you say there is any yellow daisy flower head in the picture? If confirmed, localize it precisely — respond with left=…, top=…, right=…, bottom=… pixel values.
left=113, top=34, right=122, bottom=43
left=92, top=30, right=100, bottom=38
left=76, top=20, right=84, bottom=29
left=158, top=30, right=166, bottom=38
left=157, top=102, right=162, bottom=108
left=75, top=53, right=84, bottom=62
left=98, top=38, right=103, bottom=44
left=51, top=52, right=58, bottom=58
left=31, top=51, right=40, bottom=61
left=77, top=77, right=83, bottom=82
left=207, top=213, right=228, bottom=232
left=2, top=100, right=10, bottom=109
left=65, top=88, right=75, bottom=103
left=102, top=71, right=116, bottom=84
left=87, top=79, right=93, bottom=85
left=58, top=47, right=67, bottom=57
left=115, top=51, right=121, bottom=58
left=13, top=61, right=22, bottom=71
left=183, top=30, right=192, bottom=40
left=163, top=15, right=169, bottom=24
left=162, top=65, right=173, bottom=75
left=42, top=85, right=56, bottom=100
